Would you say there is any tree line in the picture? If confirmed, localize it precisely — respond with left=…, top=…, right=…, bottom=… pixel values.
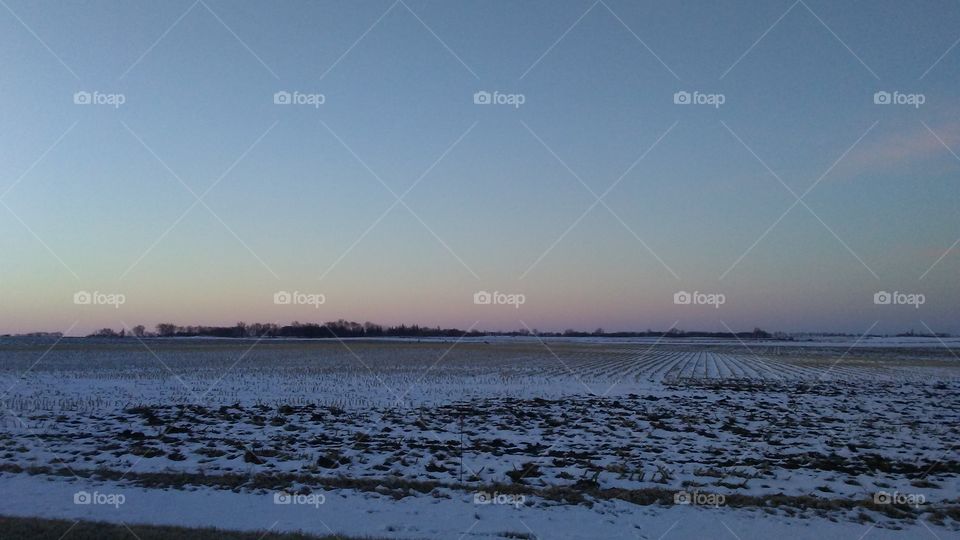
left=86, top=322, right=780, bottom=340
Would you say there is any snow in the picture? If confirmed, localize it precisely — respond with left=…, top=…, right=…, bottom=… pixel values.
left=0, top=474, right=943, bottom=540
left=0, top=338, right=957, bottom=538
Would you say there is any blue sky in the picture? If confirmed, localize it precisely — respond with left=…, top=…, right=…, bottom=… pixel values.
left=1, top=0, right=958, bottom=335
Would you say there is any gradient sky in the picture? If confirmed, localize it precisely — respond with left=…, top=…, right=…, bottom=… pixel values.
left=1, top=0, right=958, bottom=336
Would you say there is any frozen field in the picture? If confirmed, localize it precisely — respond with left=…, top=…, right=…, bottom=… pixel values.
left=0, top=337, right=958, bottom=539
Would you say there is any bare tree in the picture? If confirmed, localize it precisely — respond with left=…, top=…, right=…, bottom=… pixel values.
left=156, top=323, right=176, bottom=337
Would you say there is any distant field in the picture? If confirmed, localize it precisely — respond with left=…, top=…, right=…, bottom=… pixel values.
left=0, top=338, right=958, bottom=538
left=1, top=337, right=957, bottom=410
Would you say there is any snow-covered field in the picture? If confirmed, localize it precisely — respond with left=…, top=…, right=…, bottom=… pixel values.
left=0, top=337, right=958, bottom=539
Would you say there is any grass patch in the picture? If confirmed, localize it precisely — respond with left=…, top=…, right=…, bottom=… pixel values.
left=0, top=515, right=387, bottom=540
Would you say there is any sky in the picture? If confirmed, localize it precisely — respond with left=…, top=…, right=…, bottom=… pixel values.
left=0, top=0, right=958, bottom=336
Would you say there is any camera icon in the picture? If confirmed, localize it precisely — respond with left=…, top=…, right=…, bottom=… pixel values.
left=273, top=291, right=292, bottom=305
left=874, top=491, right=892, bottom=505
left=473, top=291, right=492, bottom=305
left=473, top=91, right=491, bottom=105
left=673, top=291, right=692, bottom=305
left=273, top=492, right=292, bottom=504
left=274, top=91, right=291, bottom=105
left=73, top=91, right=91, bottom=105
left=473, top=491, right=490, bottom=504
left=73, top=491, right=91, bottom=504
left=874, top=291, right=892, bottom=305
left=673, top=491, right=691, bottom=505
left=873, top=91, right=891, bottom=105
left=673, top=91, right=691, bottom=105
left=73, top=291, right=92, bottom=305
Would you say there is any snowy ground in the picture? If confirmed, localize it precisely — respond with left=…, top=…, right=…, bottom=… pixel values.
left=0, top=337, right=958, bottom=539
left=0, top=474, right=947, bottom=540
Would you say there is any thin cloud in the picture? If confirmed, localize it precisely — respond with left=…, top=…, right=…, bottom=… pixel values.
left=839, top=120, right=960, bottom=175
